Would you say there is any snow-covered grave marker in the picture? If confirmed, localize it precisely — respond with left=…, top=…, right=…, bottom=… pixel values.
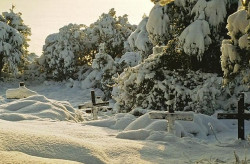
left=218, top=93, right=250, bottom=140
left=149, top=109, right=194, bottom=134
left=78, top=90, right=111, bottom=120
left=6, top=82, right=37, bottom=99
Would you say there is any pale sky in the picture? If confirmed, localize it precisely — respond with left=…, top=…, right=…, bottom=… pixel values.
left=0, top=0, right=153, bottom=55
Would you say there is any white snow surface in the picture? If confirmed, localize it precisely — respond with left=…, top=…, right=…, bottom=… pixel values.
left=118, top=52, right=141, bottom=67
left=0, top=81, right=250, bottom=163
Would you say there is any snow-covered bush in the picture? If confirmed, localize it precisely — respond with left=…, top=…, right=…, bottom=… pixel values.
left=128, top=17, right=153, bottom=59
left=0, top=6, right=31, bottom=77
left=41, top=24, right=87, bottom=80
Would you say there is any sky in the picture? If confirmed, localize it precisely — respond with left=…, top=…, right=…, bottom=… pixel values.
left=0, top=0, right=153, bottom=56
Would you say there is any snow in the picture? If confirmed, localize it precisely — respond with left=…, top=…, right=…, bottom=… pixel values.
left=179, top=18, right=212, bottom=61
left=127, top=17, right=152, bottom=56
left=146, top=3, right=170, bottom=45
left=0, top=81, right=250, bottom=163
left=0, top=95, right=81, bottom=122
left=227, top=9, right=249, bottom=43
left=192, top=0, right=227, bottom=29
left=118, top=52, right=141, bottom=67
left=238, top=34, right=248, bottom=49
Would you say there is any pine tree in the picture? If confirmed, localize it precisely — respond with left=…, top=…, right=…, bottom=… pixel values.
left=85, top=8, right=136, bottom=59
left=0, top=6, right=30, bottom=77
left=41, top=23, right=86, bottom=80
left=81, top=43, right=117, bottom=100
left=0, top=5, right=31, bottom=73
left=0, top=22, right=25, bottom=77
left=221, top=1, right=250, bottom=88
left=127, top=17, right=153, bottom=60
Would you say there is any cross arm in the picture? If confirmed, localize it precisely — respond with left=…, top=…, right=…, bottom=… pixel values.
left=93, top=102, right=109, bottom=107
left=217, top=113, right=250, bottom=119
left=149, top=111, right=194, bottom=121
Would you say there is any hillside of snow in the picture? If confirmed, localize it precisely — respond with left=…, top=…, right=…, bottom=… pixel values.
left=0, top=81, right=249, bottom=163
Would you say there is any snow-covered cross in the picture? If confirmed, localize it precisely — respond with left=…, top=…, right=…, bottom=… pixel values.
left=149, top=110, right=194, bottom=134
left=78, top=90, right=110, bottom=120
left=217, top=93, right=250, bottom=140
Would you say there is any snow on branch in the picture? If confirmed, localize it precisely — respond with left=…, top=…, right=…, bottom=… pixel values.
left=178, top=17, right=211, bottom=61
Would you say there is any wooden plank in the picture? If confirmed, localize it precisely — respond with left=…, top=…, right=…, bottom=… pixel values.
left=149, top=112, right=193, bottom=121
left=217, top=113, right=250, bottom=119
left=217, top=113, right=239, bottom=119
left=94, top=102, right=109, bottom=107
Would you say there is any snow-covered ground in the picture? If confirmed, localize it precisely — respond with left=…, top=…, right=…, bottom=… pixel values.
left=0, top=81, right=249, bottom=163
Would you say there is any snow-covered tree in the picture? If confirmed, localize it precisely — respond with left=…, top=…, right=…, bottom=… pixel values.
left=145, top=0, right=238, bottom=74
left=0, top=5, right=31, bottom=52
left=146, top=3, right=170, bottom=46
left=41, top=24, right=87, bottom=80
left=85, top=8, right=136, bottom=59
left=188, top=0, right=238, bottom=73
left=0, top=22, right=25, bottom=77
left=113, top=0, right=239, bottom=114
left=117, top=52, right=142, bottom=70
left=127, top=17, right=153, bottom=60
left=113, top=42, right=222, bottom=114
left=81, top=43, right=117, bottom=100
left=178, top=15, right=212, bottom=62
left=221, top=2, right=249, bottom=87
left=0, top=6, right=31, bottom=77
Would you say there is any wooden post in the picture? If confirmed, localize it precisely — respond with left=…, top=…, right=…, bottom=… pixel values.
left=19, top=82, right=25, bottom=87
left=78, top=90, right=110, bottom=120
left=91, top=90, right=96, bottom=105
left=238, top=93, right=244, bottom=140
left=218, top=93, right=250, bottom=140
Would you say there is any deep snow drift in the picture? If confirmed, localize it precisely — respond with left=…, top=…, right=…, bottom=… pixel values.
left=0, top=81, right=249, bottom=163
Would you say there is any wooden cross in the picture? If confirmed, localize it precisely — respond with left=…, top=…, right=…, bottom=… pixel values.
left=149, top=110, right=193, bottom=134
left=218, top=93, right=250, bottom=140
left=78, top=90, right=110, bottom=120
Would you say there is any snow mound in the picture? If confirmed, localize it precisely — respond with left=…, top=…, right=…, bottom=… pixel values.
left=84, top=112, right=229, bottom=141
left=6, top=86, right=37, bottom=99
left=0, top=95, right=81, bottom=122
left=85, top=113, right=136, bottom=130
left=116, top=113, right=227, bottom=141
